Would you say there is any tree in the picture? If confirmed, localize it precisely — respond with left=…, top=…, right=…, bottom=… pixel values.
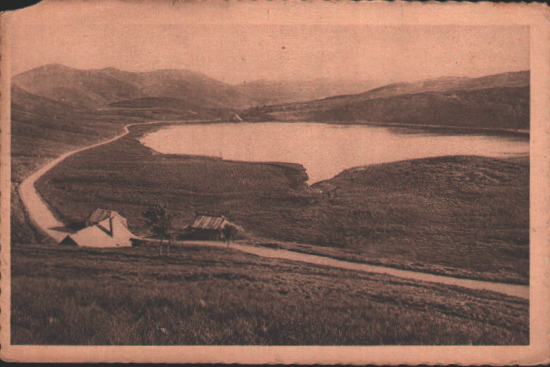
left=222, top=224, right=239, bottom=245
left=143, top=204, right=172, bottom=255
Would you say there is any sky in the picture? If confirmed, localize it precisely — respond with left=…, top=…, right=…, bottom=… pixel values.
left=9, top=1, right=530, bottom=85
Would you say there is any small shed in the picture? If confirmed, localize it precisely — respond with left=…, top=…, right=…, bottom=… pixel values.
left=229, top=113, right=244, bottom=122
left=180, top=214, right=239, bottom=240
left=59, top=209, right=135, bottom=248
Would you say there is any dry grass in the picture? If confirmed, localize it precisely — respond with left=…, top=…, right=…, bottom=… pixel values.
left=10, top=94, right=207, bottom=244
left=35, top=124, right=529, bottom=284
left=11, top=244, right=528, bottom=345
left=11, top=85, right=530, bottom=346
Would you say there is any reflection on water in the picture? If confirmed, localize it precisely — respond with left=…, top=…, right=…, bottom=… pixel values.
left=140, top=122, right=529, bottom=183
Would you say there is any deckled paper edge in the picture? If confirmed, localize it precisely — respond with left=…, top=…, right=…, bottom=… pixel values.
left=0, top=1, right=548, bottom=364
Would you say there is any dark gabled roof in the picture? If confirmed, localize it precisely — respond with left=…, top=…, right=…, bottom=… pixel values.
left=87, top=208, right=125, bottom=225
left=189, top=215, right=228, bottom=231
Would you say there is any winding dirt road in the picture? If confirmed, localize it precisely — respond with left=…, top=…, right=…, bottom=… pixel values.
left=18, top=120, right=173, bottom=242
left=173, top=241, right=529, bottom=300
left=17, top=120, right=529, bottom=300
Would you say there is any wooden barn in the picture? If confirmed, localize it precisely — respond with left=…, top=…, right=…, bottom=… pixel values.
left=59, top=209, right=135, bottom=248
left=180, top=214, right=240, bottom=241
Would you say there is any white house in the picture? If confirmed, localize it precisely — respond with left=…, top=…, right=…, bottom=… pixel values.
left=59, top=209, right=135, bottom=248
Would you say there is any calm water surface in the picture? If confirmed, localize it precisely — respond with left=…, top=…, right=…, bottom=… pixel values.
left=140, top=122, right=529, bottom=183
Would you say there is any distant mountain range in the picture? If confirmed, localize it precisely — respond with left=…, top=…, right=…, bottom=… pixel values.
left=10, top=65, right=531, bottom=244
left=12, top=64, right=382, bottom=113
left=241, top=71, right=530, bottom=130
left=12, top=64, right=529, bottom=131
left=13, top=64, right=255, bottom=111
left=235, top=78, right=381, bottom=106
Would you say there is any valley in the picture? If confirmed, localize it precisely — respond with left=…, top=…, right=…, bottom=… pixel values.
left=10, top=64, right=530, bottom=345
left=31, top=122, right=529, bottom=285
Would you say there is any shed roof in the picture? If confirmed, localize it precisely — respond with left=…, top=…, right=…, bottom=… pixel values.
left=190, top=215, right=228, bottom=231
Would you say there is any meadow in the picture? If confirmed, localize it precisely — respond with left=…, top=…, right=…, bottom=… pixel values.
left=10, top=87, right=200, bottom=244
left=35, top=124, right=529, bottom=284
left=11, top=243, right=528, bottom=345
left=11, top=97, right=146, bottom=244
left=10, top=67, right=530, bottom=347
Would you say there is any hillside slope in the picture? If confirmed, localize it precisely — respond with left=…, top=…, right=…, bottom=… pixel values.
left=12, top=244, right=527, bottom=345
left=236, top=78, right=381, bottom=106
left=316, top=86, right=529, bottom=130
left=13, top=64, right=256, bottom=110
left=35, top=111, right=529, bottom=284
left=242, top=71, right=530, bottom=130
left=10, top=85, right=152, bottom=244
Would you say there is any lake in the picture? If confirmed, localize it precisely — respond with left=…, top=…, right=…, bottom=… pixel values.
left=140, top=122, right=529, bottom=183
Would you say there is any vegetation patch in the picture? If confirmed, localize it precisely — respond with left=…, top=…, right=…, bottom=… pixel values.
left=34, top=123, right=529, bottom=284
left=11, top=244, right=528, bottom=345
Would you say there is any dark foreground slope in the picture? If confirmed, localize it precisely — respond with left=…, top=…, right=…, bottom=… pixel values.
left=12, top=244, right=528, bottom=345
left=36, top=124, right=529, bottom=284
left=242, top=71, right=529, bottom=131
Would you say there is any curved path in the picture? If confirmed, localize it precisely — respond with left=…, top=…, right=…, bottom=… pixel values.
left=18, top=120, right=175, bottom=242
left=18, top=120, right=529, bottom=300
left=174, top=241, right=529, bottom=300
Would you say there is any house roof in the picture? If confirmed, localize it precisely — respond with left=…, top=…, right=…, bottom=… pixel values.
left=190, top=215, right=228, bottom=231
left=63, top=225, right=120, bottom=248
left=61, top=215, right=135, bottom=248
left=87, top=208, right=124, bottom=224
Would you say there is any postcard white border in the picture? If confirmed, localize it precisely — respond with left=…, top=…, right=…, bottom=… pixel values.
left=1, top=1, right=549, bottom=364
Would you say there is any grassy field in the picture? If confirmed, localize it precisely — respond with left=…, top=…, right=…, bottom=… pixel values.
left=11, top=86, right=211, bottom=244
left=11, top=92, right=147, bottom=244
left=35, top=124, right=529, bottom=284
left=11, top=243, right=528, bottom=345
left=11, top=73, right=530, bottom=347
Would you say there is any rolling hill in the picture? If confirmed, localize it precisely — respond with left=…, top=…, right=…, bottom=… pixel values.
left=235, top=78, right=382, bottom=106
left=13, top=64, right=256, bottom=110
left=106, top=97, right=225, bottom=119
left=10, top=84, right=148, bottom=244
left=241, top=71, right=530, bottom=130
left=13, top=64, right=145, bottom=110
left=14, top=64, right=389, bottom=112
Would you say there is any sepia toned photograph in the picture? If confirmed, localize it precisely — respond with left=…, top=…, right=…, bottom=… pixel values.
left=1, top=0, right=549, bottom=364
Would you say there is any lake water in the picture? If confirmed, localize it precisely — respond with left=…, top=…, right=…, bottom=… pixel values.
left=140, top=122, right=529, bottom=183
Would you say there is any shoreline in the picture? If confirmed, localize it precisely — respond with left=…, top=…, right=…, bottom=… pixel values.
left=139, top=120, right=529, bottom=186
left=351, top=121, right=530, bottom=137
left=19, top=118, right=529, bottom=291
left=151, top=118, right=531, bottom=138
